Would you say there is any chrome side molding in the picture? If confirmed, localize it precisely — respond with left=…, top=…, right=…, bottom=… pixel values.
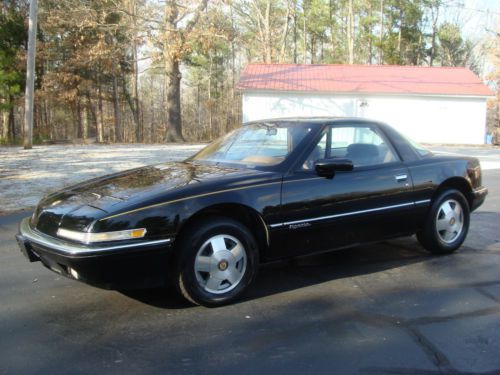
left=269, top=199, right=431, bottom=229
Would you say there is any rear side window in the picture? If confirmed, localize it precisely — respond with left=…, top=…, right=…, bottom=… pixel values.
left=405, top=137, right=432, bottom=157
left=379, top=123, right=429, bottom=161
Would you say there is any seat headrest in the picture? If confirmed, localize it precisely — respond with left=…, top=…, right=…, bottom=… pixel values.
left=346, top=143, right=379, bottom=157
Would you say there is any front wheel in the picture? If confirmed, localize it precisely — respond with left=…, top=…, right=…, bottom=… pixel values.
left=417, top=189, right=470, bottom=254
left=174, top=217, right=259, bottom=307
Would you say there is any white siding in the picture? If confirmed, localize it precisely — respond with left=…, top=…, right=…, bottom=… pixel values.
left=242, top=91, right=487, bottom=145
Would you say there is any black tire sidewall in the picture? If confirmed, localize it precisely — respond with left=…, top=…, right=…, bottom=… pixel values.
left=176, top=218, right=259, bottom=306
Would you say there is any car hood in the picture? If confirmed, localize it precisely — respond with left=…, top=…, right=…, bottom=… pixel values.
left=32, top=161, right=273, bottom=236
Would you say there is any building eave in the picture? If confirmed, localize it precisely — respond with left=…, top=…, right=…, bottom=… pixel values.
left=238, top=88, right=493, bottom=100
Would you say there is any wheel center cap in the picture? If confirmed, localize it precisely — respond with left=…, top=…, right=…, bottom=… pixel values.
left=218, top=260, right=229, bottom=271
left=449, top=218, right=456, bottom=225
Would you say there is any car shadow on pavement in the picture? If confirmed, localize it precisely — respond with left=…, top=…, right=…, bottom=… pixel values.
left=243, top=237, right=430, bottom=303
left=119, top=286, right=194, bottom=309
left=120, top=236, right=431, bottom=309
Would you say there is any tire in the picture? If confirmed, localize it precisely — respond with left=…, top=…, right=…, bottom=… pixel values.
left=417, top=189, right=470, bottom=254
left=174, top=217, right=259, bottom=307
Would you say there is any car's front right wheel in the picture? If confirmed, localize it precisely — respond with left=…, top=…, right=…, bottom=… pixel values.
left=174, top=217, right=259, bottom=307
left=417, top=189, right=470, bottom=254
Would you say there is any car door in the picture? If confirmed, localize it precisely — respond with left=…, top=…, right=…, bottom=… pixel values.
left=273, top=122, right=417, bottom=258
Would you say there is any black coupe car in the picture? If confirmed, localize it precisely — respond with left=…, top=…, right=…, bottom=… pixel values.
left=17, top=118, right=487, bottom=306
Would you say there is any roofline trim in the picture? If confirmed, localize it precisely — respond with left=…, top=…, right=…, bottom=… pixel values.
left=242, top=116, right=379, bottom=125
left=237, top=88, right=494, bottom=99
left=242, top=63, right=478, bottom=71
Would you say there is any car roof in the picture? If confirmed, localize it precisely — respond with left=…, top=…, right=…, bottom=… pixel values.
left=243, top=117, right=378, bottom=125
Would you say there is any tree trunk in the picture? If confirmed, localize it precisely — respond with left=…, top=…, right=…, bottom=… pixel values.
left=397, top=2, right=403, bottom=61
left=122, top=77, right=140, bottom=141
left=87, top=95, right=96, bottom=127
left=264, top=0, right=272, bottom=63
left=47, top=102, right=55, bottom=141
left=379, top=0, right=384, bottom=64
left=129, top=0, right=142, bottom=142
left=1, top=112, right=7, bottom=140
left=368, top=1, right=373, bottom=64
left=197, top=83, right=201, bottom=137
left=72, top=102, right=79, bottom=141
left=347, top=0, right=354, bottom=64
left=76, top=99, right=83, bottom=139
left=97, top=85, right=104, bottom=143
left=279, top=1, right=291, bottom=62
left=230, top=5, right=236, bottom=98
left=417, top=33, right=422, bottom=65
left=230, top=4, right=236, bottom=130
left=429, top=3, right=439, bottom=66
left=208, top=54, right=213, bottom=139
left=33, top=100, right=39, bottom=140
left=161, top=0, right=206, bottom=142
left=112, top=75, right=122, bottom=142
left=1, top=99, right=8, bottom=140
left=44, top=99, right=49, bottom=140
left=164, top=59, right=184, bottom=142
left=8, top=97, right=15, bottom=141
left=82, top=102, right=88, bottom=142
left=303, top=10, right=307, bottom=63
left=310, top=35, right=315, bottom=64
left=293, top=0, right=298, bottom=63
left=329, top=0, right=336, bottom=61
left=23, top=0, right=37, bottom=149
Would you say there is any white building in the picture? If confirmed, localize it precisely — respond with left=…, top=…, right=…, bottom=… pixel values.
left=238, top=64, right=494, bottom=144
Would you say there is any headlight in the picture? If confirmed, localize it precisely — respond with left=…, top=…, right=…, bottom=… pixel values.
left=57, top=228, right=147, bottom=243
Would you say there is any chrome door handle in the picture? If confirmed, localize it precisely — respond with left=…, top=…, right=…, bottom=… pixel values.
left=395, top=174, right=408, bottom=182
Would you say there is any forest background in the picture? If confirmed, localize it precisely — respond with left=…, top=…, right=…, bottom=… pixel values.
left=0, top=0, right=499, bottom=145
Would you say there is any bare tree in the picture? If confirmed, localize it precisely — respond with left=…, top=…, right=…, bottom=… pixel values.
left=162, top=0, right=208, bottom=142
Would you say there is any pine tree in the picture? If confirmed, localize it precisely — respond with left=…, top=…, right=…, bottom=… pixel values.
left=0, top=2, right=27, bottom=141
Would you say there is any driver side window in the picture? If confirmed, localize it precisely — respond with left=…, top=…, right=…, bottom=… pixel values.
left=302, top=125, right=398, bottom=170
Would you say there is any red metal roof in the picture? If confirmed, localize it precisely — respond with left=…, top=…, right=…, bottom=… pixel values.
left=238, top=64, right=494, bottom=97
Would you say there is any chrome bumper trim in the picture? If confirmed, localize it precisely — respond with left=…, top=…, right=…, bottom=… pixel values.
left=19, top=217, right=172, bottom=256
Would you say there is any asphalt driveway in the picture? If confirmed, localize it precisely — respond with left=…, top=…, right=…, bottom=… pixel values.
left=0, top=146, right=499, bottom=374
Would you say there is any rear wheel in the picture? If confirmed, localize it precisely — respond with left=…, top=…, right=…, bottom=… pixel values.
left=417, top=189, right=470, bottom=254
left=174, top=217, right=259, bottom=307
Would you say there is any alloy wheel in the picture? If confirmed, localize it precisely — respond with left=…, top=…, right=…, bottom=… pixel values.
left=194, top=234, right=247, bottom=294
left=435, top=199, right=464, bottom=244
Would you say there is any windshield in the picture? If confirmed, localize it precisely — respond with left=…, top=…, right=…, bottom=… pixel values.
left=189, top=122, right=312, bottom=167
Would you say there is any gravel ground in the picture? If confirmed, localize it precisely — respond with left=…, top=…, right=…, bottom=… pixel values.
left=0, top=143, right=498, bottom=215
left=0, top=144, right=205, bottom=215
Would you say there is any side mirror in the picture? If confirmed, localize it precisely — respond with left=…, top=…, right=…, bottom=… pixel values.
left=315, top=158, right=353, bottom=178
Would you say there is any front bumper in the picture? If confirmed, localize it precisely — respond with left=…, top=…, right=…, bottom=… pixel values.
left=471, top=186, right=488, bottom=211
left=16, top=217, right=175, bottom=289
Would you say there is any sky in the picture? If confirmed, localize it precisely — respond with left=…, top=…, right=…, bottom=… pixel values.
left=446, top=0, right=499, bottom=40
left=439, top=0, right=499, bottom=79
